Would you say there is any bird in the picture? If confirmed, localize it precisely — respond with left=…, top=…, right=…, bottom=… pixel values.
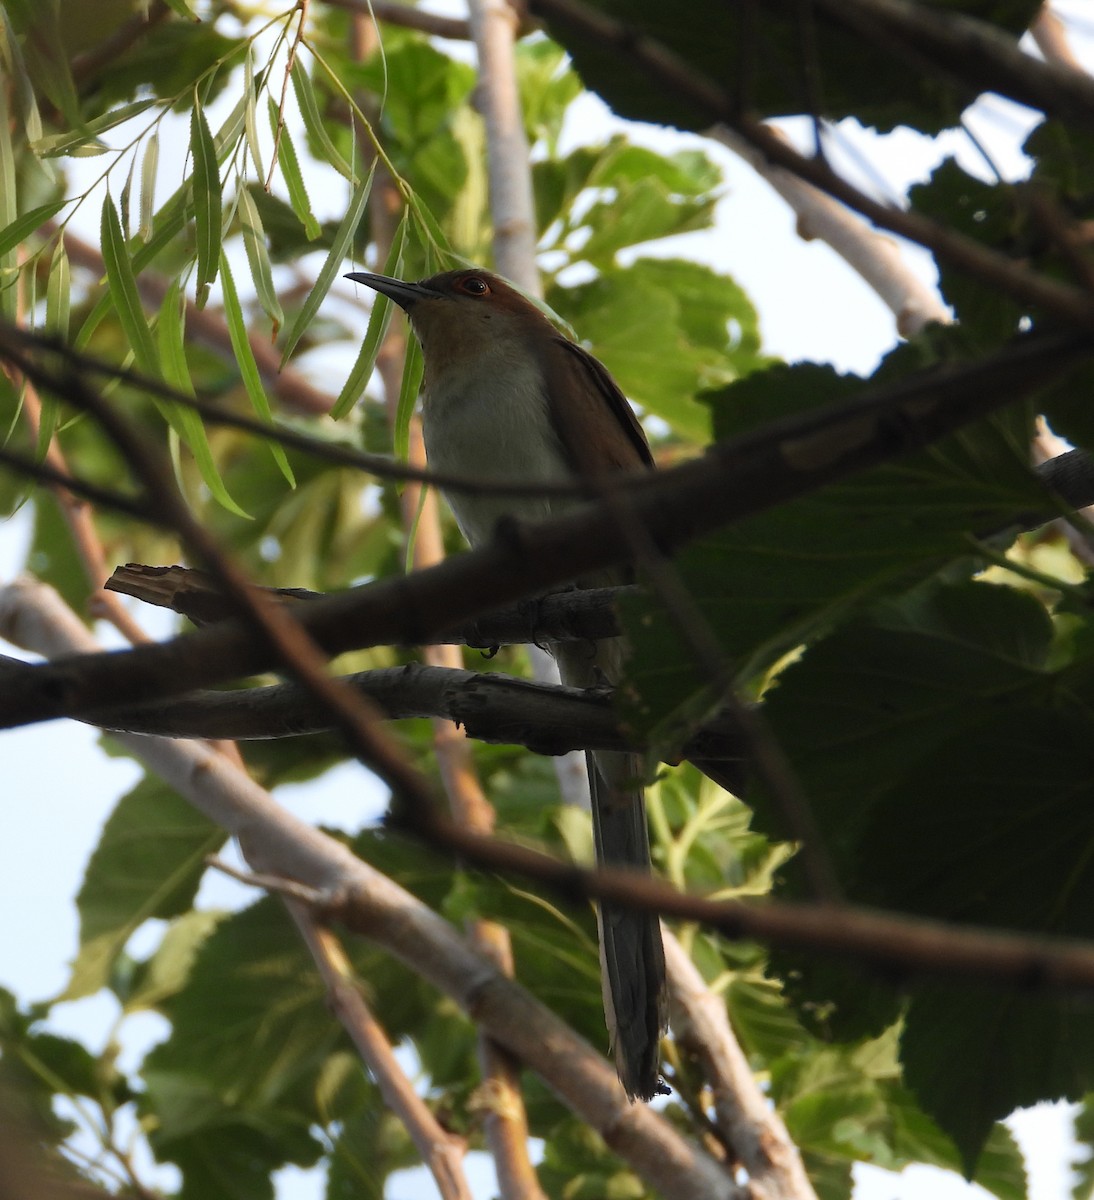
left=344, top=265, right=667, bottom=1101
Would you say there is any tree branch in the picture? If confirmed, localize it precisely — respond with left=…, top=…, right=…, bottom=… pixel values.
left=530, top=0, right=1094, bottom=336
left=0, top=327, right=1085, bottom=733
left=0, top=575, right=739, bottom=1200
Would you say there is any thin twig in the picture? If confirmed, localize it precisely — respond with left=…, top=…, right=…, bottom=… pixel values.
left=663, top=932, right=816, bottom=1200
left=290, top=908, right=474, bottom=1200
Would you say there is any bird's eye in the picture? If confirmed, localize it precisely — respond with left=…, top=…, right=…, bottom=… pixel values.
left=457, top=276, right=490, bottom=297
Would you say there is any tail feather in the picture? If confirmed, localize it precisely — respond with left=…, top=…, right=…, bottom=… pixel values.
left=587, top=748, right=667, bottom=1101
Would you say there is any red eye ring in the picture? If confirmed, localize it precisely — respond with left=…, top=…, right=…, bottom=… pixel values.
left=457, top=276, right=490, bottom=297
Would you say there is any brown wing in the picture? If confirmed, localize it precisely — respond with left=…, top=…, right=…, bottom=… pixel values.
left=542, top=337, right=653, bottom=479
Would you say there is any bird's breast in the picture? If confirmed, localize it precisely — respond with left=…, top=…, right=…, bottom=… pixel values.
left=421, top=352, right=579, bottom=549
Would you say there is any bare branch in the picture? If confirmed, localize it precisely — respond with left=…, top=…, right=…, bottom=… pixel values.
left=663, top=933, right=816, bottom=1200
left=710, top=125, right=950, bottom=338
left=291, top=910, right=474, bottom=1200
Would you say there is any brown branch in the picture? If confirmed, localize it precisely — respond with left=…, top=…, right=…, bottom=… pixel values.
left=290, top=908, right=474, bottom=1200
left=78, top=663, right=750, bottom=773
left=663, top=934, right=816, bottom=1200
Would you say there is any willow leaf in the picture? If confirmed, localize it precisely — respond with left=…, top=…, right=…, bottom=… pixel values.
left=157, top=281, right=249, bottom=518
left=220, top=252, right=293, bottom=486
left=279, top=159, right=375, bottom=366
left=100, top=194, right=157, bottom=375
left=269, top=98, right=320, bottom=240
left=291, top=58, right=356, bottom=182
left=238, top=186, right=283, bottom=332
left=332, top=212, right=408, bottom=420
left=190, top=102, right=222, bottom=305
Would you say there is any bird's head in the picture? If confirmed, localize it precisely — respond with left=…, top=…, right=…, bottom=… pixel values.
left=345, top=268, right=555, bottom=371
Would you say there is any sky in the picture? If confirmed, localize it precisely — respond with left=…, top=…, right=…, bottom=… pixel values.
left=1, top=2, right=1092, bottom=1198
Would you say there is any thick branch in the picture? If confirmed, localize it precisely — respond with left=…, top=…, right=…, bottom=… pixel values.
left=79, top=662, right=748, bottom=770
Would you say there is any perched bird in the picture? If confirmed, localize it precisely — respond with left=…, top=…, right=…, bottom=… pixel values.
left=345, top=266, right=666, bottom=1100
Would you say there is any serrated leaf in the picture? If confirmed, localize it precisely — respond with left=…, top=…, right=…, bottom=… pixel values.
left=220, top=251, right=293, bottom=485
left=243, top=52, right=265, bottom=181
left=291, top=58, right=356, bottom=182
left=332, top=212, right=408, bottom=420
left=190, top=101, right=222, bottom=305
left=30, top=98, right=157, bottom=157
left=279, top=159, right=375, bottom=365
left=238, top=185, right=283, bottom=333
left=139, top=134, right=159, bottom=242
left=99, top=193, right=158, bottom=375
left=64, top=775, right=222, bottom=1000
left=269, top=97, right=320, bottom=240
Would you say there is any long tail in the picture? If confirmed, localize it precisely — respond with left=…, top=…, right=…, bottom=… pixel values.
left=587, top=746, right=667, bottom=1101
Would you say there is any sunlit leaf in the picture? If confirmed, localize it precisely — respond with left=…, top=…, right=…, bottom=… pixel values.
left=269, top=97, right=320, bottom=240
left=279, top=161, right=375, bottom=365
left=332, top=212, right=407, bottom=420
left=238, top=185, right=284, bottom=333
left=157, top=280, right=250, bottom=518
left=291, top=58, right=356, bottom=182
left=99, top=193, right=158, bottom=375
left=139, top=134, right=159, bottom=242
left=220, top=251, right=293, bottom=485
left=190, top=101, right=222, bottom=306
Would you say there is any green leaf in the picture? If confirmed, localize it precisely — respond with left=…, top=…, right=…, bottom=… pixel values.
left=244, top=51, right=265, bottom=181
left=156, top=280, right=251, bottom=518
left=619, top=342, right=1051, bottom=752
left=332, top=214, right=409, bottom=421
left=0, top=86, right=17, bottom=321
left=279, top=159, right=375, bottom=365
left=393, top=334, right=423, bottom=464
left=44, top=238, right=68, bottom=334
left=238, top=186, right=284, bottom=333
left=291, top=57, right=356, bottom=182
left=190, top=101, right=222, bottom=305
left=30, top=99, right=157, bottom=157
left=0, top=199, right=65, bottom=259
left=139, top=133, right=159, bottom=242
left=99, top=193, right=158, bottom=375
left=64, top=775, right=222, bottom=1000
left=269, top=97, right=321, bottom=240
left=220, top=251, right=293, bottom=485
left=127, top=910, right=225, bottom=1010
left=551, top=258, right=761, bottom=441
left=759, top=580, right=1094, bottom=1167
